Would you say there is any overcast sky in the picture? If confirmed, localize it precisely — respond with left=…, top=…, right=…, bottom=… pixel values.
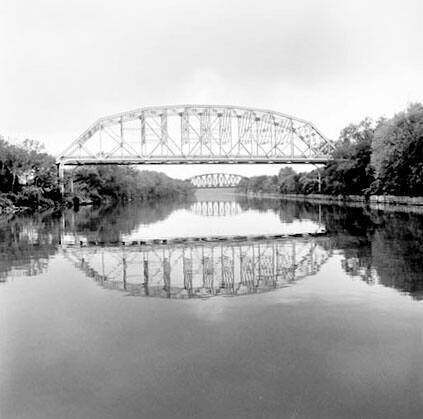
left=1, top=0, right=422, bottom=178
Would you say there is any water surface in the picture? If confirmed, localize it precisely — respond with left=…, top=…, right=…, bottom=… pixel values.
left=1, top=192, right=423, bottom=418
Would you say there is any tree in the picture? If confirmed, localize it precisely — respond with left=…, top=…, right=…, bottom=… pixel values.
left=322, top=117, right=376, bottom=195
left=371, top=103, right=423, bottom=196
left=72, top=166, right=193, bottom=202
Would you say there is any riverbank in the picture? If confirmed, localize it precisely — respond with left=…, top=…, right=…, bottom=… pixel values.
left=0, top=196, right=17, bottom=215
left=238, top=192, right=423, bottom=215
left=0, top=193, right=69, bottom=217
left=0, top=195, right=39, bottom=217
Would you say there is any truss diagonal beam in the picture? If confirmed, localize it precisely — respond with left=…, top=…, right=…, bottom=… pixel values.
left=58, top=105, right=335, bottom=166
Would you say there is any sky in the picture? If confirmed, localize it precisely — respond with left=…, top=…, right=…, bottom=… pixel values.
left=1, top=0, right=422, bottom=178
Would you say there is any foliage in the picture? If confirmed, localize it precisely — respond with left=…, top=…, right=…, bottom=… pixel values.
left=237, top=104, right=423, bottom=197
left=0, top=136, right=60, bottom=210
left=279, top=169, right=321, bottom=194
left=321, top=117, right=376, bottom=195
left=237, top=174, right=279, bottom=194
left=3, top=101, right=423, bottom=209
left=371, top=103, right=423, bottom=196
left=239, top=167, right=321, bottom=195
left=0, top=135, right=193, bottom=211
left=72, top=166, right=193, bottom=203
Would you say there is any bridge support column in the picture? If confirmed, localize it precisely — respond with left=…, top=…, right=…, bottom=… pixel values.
left=57, top=163, right=65, bottom=196
left=317, top=170, right=322, bottom=193
left=312, top=164, right=322, bottom=193
left=143, top=258, right=149, bottom=296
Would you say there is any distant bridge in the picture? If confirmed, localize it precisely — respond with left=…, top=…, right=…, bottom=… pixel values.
left=189, top=173, right=246, bottom=188
left=57, top=105, right=335, bottom=171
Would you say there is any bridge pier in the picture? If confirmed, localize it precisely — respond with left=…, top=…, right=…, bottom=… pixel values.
left=317, top=170, right=322, bottom=193
left=69, top=176, right=74, bottom=194
left=312, top=164, right=322, bottom=193
left=57, top=162, right=65, bottom=196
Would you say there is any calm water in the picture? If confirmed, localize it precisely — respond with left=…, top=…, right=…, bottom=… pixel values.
left=1, top=191, right=423, bottom=418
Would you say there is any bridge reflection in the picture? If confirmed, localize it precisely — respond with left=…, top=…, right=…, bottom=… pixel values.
left=190, top=201, right=242, bottom=217
left=62, top=236, right=331, bottom=299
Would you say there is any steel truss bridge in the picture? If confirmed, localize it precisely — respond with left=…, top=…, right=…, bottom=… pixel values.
left=61, top=236, right=331, bottom=299
left=189, top=173, right=246, bottom=188
left=57, top=105, right=335, bottom=171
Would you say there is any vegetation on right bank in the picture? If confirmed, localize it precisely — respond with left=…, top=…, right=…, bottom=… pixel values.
left=238, top=103, right=423, bottom=197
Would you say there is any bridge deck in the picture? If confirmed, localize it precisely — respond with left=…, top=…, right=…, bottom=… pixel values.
left=60, top=157, right=331, bottom=166
left=60, top=230, right=327, bottom=248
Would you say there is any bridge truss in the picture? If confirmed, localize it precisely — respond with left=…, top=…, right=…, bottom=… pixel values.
left=189, top=173, right=245, bottom=188
left=61, top=236, right=331, bottom=299
left=57, top=105, right=335, bottom=168
left=190, top=201, right=242, bottom=216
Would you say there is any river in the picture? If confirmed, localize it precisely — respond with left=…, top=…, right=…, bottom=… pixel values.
left=1, top=191, right=422, bottom=418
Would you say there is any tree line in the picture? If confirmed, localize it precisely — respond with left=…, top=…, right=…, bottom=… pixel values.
left=0, top=136, right=193, bottom=212
left=71, top=166, right=193, bottom=204
left=0, top=137, right=60, bottom=211
left=238, top=103, right=423, bottom=197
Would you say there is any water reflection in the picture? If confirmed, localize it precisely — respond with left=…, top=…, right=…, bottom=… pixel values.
left=1, top=196, right=423, bottom=300
left=0, top=211, right=61, bottom=280
left=190, top=201, right=242, bottom=217
left=336, top=213, right=423, bottom=299
left=65, top=199, right=192, bottom=243
left=62, top=236, right=331, bottom=299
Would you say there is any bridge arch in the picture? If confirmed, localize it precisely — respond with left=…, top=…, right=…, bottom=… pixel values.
left=57, top=104, right=335, bottom=167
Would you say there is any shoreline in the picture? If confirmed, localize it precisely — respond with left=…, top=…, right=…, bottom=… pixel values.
left=0, top=191, right=195, bottom=219
left=237, top=192, right=423, bottom=214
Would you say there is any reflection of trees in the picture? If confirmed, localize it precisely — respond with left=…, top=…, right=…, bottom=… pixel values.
left=0, top=211, right=61, bottom=281
left=236, top=196, right=375, bottom=231
left=312, top=202, right=423, bottom=300
left=369, top=215, right=423, bottom=299
left=5, top=195, right=423, bottom=301
left=241, top=198, right=423, bottom=300
left=237, top=196, right=282, bottom=213
left=236, top=196, right=320, bottom=223
left=64, top=199, right=192, bottom=243
left=64, top=197, right=423, bottom=300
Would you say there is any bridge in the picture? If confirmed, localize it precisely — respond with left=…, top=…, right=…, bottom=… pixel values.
left=57, top=105, right=335, bottom=173
left=189, top=173, right=246, bottom=188
left=61, top=235, right=332, bottom=299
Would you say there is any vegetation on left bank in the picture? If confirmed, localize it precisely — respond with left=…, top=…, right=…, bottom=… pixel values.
left=0, top=137, right=60, bottom=213
left=0, top=136, right=193, bottom=214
